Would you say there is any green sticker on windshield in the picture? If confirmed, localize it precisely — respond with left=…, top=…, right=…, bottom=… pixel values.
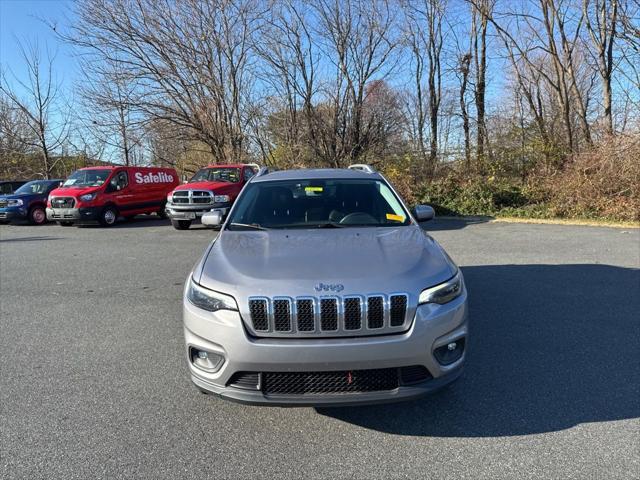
left=305, top=186, right=323, bottom=192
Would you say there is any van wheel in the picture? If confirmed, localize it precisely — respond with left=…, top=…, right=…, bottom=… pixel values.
left=171, top=220, right=191, bottom=230
left=99, top=206, right=118, bottom=227
left=58, top=221, right=74, bottom=227
left=28, top=206, right=47, bottom=225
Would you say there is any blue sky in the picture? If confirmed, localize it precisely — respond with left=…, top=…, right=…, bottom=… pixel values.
left=0, top=0, right=76, bottom=91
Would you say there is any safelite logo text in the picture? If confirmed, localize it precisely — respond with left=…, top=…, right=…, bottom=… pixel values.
left=134, top=172, right=174, bottom=184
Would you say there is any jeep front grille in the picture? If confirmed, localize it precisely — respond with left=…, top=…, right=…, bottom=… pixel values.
left=247, top=293, right=411, bottom=338
left=171, top=190, right=213, bottom=205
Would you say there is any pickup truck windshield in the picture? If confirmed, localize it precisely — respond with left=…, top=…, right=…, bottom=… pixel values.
left=227, top=179, right=411, bottom=229
left=62, top=170, right=110, bottom=188
left=191, top=167, right=240, bottom=183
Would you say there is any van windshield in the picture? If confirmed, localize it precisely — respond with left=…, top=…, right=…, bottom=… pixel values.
left=62, top=170, right=111, bottom=188
left=226, top=178, right=411, bottom=230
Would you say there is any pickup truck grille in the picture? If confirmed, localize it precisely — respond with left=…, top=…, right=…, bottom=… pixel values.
left=247, top=294, right=411, bottom=338
left=171, top=190, right=213, bottom=205
left=50, top=197, right=75, bottom=208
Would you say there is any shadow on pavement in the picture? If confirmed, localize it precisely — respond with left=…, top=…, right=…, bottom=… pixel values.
left=317, top=264, right=640, bottom=437
left=0, top=236, right=61, bottom=243
left=420, top=216, right=492, bottom=231
left=75, top=215, right=170, bottom=229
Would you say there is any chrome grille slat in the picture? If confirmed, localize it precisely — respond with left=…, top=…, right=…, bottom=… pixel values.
left=247, top=294, right=410, bottom=338
left=171, top=190, right=214, bottom=205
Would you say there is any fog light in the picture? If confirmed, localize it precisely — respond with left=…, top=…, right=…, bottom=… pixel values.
left=190, top=348, right=224, bottom=373
left=434, top=338, right=465, bottom=365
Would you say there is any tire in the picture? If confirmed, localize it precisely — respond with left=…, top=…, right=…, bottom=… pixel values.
left=171, top=219, right=191, bottom=230
left=98, top=206, right=119, bottom=227
left=157, top=201, right=168, bottom=219
left=58, top=221, right=74, bottom=227
left=28, top=205, right=47, bottom=225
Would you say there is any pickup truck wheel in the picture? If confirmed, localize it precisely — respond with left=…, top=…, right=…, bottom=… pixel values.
left=58, top=221, right=74, bottom=227
left=99, top=206, right=118, bottom=227
left=171, top=219, right=191, bottom=230
left=28, top=206, right=47, bottom=225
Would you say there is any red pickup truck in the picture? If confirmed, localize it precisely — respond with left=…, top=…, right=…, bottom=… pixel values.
left=165, top=163, right=258, bottom=230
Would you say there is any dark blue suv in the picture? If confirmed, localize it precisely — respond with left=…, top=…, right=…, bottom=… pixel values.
left=0, top=180, right=63, bottom=225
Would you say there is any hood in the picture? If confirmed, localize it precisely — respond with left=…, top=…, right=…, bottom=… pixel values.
left=49, top=186, right=100, bottom=197
left=0, top=193, right=31, bottom=200
left=197, top=226, right=457, bottom=301
left=174, top=181, right=236, bottom=192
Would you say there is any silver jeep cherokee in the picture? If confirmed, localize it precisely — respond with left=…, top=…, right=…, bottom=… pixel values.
left=183, top=166, right=468, bottom=406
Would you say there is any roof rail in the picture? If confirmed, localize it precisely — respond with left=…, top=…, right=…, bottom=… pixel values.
left=256, top=166, right=270, bottom=177
left=347, top=164, right=376, bottom=173
left=246, top=163, right=260, bottom=170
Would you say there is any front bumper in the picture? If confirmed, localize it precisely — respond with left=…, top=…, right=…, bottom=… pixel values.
left=166, top=202, right=231, bottom=221
left=0, top=207, right=27, bottom=221
left=47, top=207, right=100, bottom=223
left=183, top=290, right=468, bottom=406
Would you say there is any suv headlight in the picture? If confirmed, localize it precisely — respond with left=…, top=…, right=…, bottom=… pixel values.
left=7, top=199, right=23, bottom=206
left=214, top=194, right=230, bottom=203
left=186, top=276, right=238, bottom=312
left=166, top=192, right=173, bottom=203
left=419, top=271, right=463, bottom=305
left=79, top=193, right=97, bottom=202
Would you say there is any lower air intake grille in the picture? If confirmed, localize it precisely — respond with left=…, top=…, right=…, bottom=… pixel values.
left=399, top=365, right=433, bottom=385
left=227, top=372, right=260, bottom=390
left=262, top=368, right=399, bottom=395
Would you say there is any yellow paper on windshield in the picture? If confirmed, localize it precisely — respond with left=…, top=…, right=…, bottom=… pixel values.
left=305, top=186, right=323, bottom=192
left=386, top=213, right=405, bottom=222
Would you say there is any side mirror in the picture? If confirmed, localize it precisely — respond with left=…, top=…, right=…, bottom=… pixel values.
left=201, top=210, right=223, bottom=227
left=413, top=204, right=435, bottom=222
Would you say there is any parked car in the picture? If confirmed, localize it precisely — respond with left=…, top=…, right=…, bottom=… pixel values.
left=165, top=163, right=258, bottom=230
left=183, top=165, right=468, bottom=406
left=0, top=179, right=63, bottom=225
left=46, top=166, right=179, bottom=226
left=0, top=180, right=28, bottom=195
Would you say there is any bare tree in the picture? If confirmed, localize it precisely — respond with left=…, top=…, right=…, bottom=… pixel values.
left=0, top=41, right=69, bottom=178
left=405, top=0, right=446, bottom=177
left=64, top=0, right=263, bottom=163
left=313, top=0, right=400, bottom=166
left=583, top=0, right=619, bottom=135
left=471, top=0, right=491, bottom=164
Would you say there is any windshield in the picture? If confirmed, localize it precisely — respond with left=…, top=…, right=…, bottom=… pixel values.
left=14, top=181, right=57, bottom=195
left=62, top=169, right=111, bottom=188
left=227, top=178, right=411, bottom=229
left=190, top=167, right=240, bottom=183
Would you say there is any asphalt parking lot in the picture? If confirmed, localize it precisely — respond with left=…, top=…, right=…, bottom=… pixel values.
left=1, top=217, right=639, bottom=479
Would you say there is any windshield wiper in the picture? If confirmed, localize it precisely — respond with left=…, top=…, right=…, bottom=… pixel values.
left=227, top=222, right=268, bottom=231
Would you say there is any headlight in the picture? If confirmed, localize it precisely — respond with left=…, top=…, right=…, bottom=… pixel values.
left=419, top=271, right=463, bottom=305
left=79, top=193, right=96, bottom=202
left=214, top=195, right=230, bottom=203
left=166, top=192, right=173, bottom=202
left=7, top=199, right=23, bottom=206
left=186, top=276, right=238, bottom=312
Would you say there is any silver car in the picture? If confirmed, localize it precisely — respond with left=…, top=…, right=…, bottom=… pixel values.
left=183, top=166, right=468, bottom=406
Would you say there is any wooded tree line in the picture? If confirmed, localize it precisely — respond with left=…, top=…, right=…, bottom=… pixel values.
left=1, top=0, right=638, bottom=219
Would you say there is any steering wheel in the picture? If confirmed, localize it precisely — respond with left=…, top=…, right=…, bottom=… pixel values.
left=339, top=212, right=378, bottom=225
